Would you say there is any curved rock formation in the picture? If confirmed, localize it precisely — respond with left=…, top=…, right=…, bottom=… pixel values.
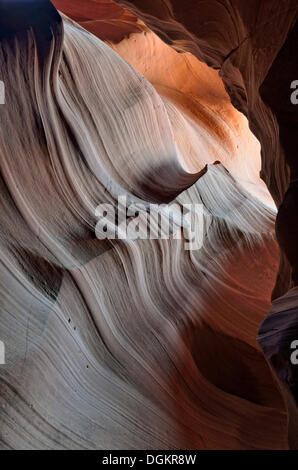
left=113, top=0, right=298, bottom=296
left=0, top=0, right=297, bottom=450
left=112, top=0, right=298, bottom=448
left=53, top=0, right=143, bottom=42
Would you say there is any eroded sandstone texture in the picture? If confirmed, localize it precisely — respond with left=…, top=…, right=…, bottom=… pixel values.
left=111, top=0, right=298, bottom=448
left=0, top=0, right=297, bottom=450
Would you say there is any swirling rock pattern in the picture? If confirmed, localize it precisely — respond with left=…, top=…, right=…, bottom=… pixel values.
left=0, top=0, right=296, bottom=449
left=113, top=0, right=298, bottom=296
left=113, top=0, right=298, bottom=448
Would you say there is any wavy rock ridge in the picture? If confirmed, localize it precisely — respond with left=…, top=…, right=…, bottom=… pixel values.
left=0, top=0, right=297, bottom=449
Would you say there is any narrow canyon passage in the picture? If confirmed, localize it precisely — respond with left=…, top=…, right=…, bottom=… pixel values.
left=0, top=0, right=297, bottom=450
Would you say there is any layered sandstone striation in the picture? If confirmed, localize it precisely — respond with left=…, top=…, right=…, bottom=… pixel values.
left=0, top=0, right=297, bottom=449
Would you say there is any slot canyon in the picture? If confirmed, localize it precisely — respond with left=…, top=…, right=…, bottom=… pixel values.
left=0, top=0, right=298, bottom=450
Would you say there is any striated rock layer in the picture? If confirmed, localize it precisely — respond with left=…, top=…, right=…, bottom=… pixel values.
left=113, top=0, right=298, bottom=295
left=0, top=0, right=297, bottom=449
left=112, top=0, right=298, bottom=448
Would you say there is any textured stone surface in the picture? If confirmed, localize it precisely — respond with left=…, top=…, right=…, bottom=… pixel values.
left=0, top=0, right=297, bottom=449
